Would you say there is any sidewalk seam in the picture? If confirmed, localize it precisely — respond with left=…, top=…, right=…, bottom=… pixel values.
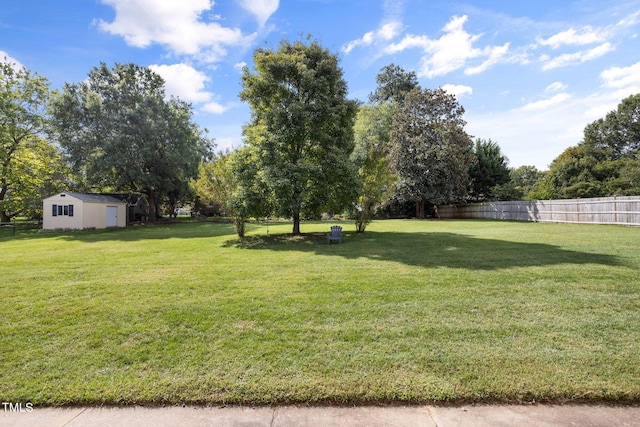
left=61, top=407, right=87, bottom=427
left=425, top=406, right=438, bottom=427
left=270, top=406, right=278, bottom=427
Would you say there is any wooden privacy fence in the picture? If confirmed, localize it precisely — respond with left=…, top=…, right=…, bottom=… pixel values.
left=437, top=196, right=640, bottom=226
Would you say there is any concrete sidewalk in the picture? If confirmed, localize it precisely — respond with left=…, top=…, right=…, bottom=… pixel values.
left=2, top=404, right=640, bottom=427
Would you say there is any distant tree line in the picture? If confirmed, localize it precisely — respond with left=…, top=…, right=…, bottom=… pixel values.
left=2, top=39, right=639, bottom=235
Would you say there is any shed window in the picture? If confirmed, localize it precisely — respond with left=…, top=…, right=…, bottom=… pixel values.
left=52, top=204, right=75, bottom=217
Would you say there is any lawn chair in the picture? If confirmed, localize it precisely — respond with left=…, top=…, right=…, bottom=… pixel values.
left=326, top=225, right=343, bottom=244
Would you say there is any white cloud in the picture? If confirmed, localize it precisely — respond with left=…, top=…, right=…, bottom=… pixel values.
left=384, top=15, right=509, bottom=78
left=536, top=12, right=639, bottom=51
left=470, top=73, right=639, bottom=167
left=616, top=11, right=640, bottom=28
left=378, top=21, right=401, bottom=40
left=537, top=27, right=606, bottom=49
left=149, top=63, right=230, bottom=114
left=342, top=0, right=404, bottom=55
left=545, top=82, right=568, bottom=93
left=519, top=93, right=572, bottom=111
left=468, top=55, right=640, bottom=169
left=533, top=12, right=640, bottom=73
left=441, top=84, right=473, bottom=98
left=382, top=0, right=405, bottom=20
left=466, top=105, right=582, bottom=170
left=465, top=43, right=510, bottom=75
left=203, top=101, right=229, bottom=114
left=0, top=50, right=23, bottom=70
left=600, top=61, right=640, bottom=89
left=541, top=42, right=614, bottom=71
left=468, top=78, right=640, bottom=170
left=384, top=34, right=427, bottom=53
left=385, top=16, right=479, bottom=77
left=234, top=61, right=247, bottom=71
left=597, top=61, right=640, bottom=106
left=236, top=0, right=279, bottom=27
left=98, top=0, right=254, bottom=62
left=583, top=95, right=619, bottom=119
left=466, top=93, right=588, bottom=169
left=422, top=15, right=483, bottom=77
left=342, top=20, right=402, bottom=54
left=386, top=9, right=640, bottom=170
left=149, top=63, right=213, bottom=103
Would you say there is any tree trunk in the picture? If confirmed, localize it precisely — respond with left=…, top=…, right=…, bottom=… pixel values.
left=234, top=217, right=245, bottom=237
left=292, top=212, right=301, bottom=235
left=416, top=199, right=425, bottom=219
left=155, top=198, right=162, bottom=221
left=147, top=189, right=157, bottom=222
left=0, top=184, right=10, bottom=222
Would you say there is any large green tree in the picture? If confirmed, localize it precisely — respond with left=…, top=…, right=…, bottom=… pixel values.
left=192, top=150, right=247, bottom=236
left=390, top=87, right=475, bottom=218
left=507, top=165, right=547, bottom=200
left=369, top=64, right=419, bottom=104
left=468, top=138, right=510, bottom=201
left=239, top=39, right=358, bottom=235
left=544, top=94, right=640, bottom=199
left=545, top=145, right=604, bottom=198
left=1, top=61, right=62, bottom=221
left=50, top=63, right=211, bottom=221
left=2, top=136, right=69, bottom=220
left=582, top=93, right=640, bottom=160
left=192, top=148, right=270, bottom=237
left=350, top=102, right=395, bottom=232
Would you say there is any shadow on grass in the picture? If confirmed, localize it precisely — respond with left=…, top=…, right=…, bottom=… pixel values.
left=0, top=221, right=237, bottom=243
left=6, top=222, right=624, bottom=271
left=224, top=230, right=624, bottom=271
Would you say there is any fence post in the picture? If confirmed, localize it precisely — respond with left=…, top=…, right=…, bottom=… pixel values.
left=12, top=218, right=16, bottom=236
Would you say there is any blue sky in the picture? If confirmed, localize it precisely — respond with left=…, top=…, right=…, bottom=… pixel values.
left=2, top=0, right=640, bottom=170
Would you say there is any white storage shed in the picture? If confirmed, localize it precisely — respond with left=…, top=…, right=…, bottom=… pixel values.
left=43, top=193, right=127, bottom=230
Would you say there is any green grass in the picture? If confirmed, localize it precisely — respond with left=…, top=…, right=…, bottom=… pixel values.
left=0, top=220, right=40, bottom=238
left=1, top=219, right=639, bottom=405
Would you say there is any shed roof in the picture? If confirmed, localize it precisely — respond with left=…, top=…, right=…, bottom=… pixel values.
left=50, top=193, right=127, bottom=204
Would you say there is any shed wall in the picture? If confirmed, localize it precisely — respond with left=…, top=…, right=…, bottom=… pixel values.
left=43, top=194, right=127, bottom=230
left=82, top=202, right=126, bottom=229
left=43, top=194, right=83, bottom=230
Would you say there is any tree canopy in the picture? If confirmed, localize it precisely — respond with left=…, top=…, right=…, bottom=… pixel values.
left=239, top=39, right=358, bottom=234
left=582, top=93, right=640, bottom=160
left=504, top=165, right=547, bottom=200
left=390, top=87, right=475, bottom=218
left=350, top=102, right=395, bottom=232
left=543, top=93, right=640, bottom=199
left=369, top=64, right=419, bottom=104
left=21, top=53, right=638, bottom=224
left=1, top=60, right=65, bottom=221
left=468, top=138, right=510, bottom=202
left=50, top=62, right=211, bottom=220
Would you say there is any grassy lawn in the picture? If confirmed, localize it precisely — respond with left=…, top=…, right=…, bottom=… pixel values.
left=0, top=220, right=40, bottom=239
left=1, top=219, right=639, bottom=405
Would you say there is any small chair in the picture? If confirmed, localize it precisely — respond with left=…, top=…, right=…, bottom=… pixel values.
left=326, top=225, right=343, bottom=244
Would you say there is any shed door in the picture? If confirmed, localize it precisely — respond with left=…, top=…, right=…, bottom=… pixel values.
left=106, top=206, right=118, bottom=227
